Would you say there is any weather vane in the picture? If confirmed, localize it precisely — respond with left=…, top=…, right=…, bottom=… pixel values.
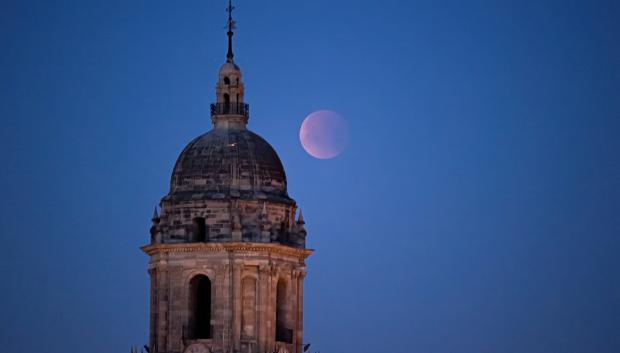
left=226, top=0, right=236, bottom=63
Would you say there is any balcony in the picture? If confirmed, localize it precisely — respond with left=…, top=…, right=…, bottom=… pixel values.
left=210, top=102, right=249, bottom=119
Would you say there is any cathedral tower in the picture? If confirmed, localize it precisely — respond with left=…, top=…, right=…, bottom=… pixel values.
left=142, top=3, right=312, bottom=353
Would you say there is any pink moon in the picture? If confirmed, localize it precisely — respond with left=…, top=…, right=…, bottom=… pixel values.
left=299, top=110, right=349, bottom=159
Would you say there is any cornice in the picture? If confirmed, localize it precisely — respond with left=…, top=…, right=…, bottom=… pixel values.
left=141, top=242, right=313, bottom=259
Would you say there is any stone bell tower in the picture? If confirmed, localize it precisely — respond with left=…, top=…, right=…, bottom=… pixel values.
left=142, top=2, right=312, bottom=353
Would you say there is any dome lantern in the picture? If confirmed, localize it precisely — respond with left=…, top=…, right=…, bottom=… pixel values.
left=211, top=0, right=248, bottom=128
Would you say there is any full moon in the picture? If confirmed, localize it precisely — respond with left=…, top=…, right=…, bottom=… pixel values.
left=299, top=110, right=349, bottom=159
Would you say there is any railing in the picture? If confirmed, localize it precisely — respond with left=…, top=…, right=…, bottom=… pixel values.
left=210, top=102, right=249, bottom=119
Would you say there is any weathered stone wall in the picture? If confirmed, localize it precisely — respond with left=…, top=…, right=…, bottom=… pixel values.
left=152, top=199, right=306, bottom=248
left=143, top=243, right=311, bottom=353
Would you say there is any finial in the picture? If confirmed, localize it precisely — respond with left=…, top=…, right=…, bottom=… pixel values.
left=226, top=0, right=236, bottom=63
left=152, top=206, right=159, bottom=221
left=297, top=209, right=305, bottom=225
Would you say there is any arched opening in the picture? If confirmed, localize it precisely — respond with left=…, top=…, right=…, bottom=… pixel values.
left=223, top=76, right=230, bottom=85
left=193, top=217, right=207, bottom=242
left=223, top=93, right=230, bottom=113
left=188, top=275, right=212, bottom=339
left=276, top=278, right=292, bottom=343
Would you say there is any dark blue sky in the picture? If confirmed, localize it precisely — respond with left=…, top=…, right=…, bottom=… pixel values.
left=1, top=1, right=619, bottom=352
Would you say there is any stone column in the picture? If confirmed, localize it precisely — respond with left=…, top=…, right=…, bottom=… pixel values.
left=291, top=270, right=299, bottom=353
left=296, top=270, right=306, bottom=353
left=156, top=259, right=169, bottom=353
left=169, top=266, right=184, bottom=353
left=268, top=266, right=279, bottom=353
left=257, top=264, right=268, bottom=353
left=233, top=262, right=243, bottom=351
left=148, top=267, right=158, bottom=353
left=219, top=263, right=232, bottom=353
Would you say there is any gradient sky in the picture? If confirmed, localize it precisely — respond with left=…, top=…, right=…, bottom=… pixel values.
left=1, top=1, right=619, bottom=353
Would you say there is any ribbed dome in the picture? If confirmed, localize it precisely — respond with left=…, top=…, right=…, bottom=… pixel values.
left=168, top=128, right=290, bottom=202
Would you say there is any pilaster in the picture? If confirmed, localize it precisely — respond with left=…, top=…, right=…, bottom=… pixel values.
left=232, top=262, right=243, bottom=351
left=296, top=270, right=306, bottom=353
left=257, top=264, right=269, bottom=352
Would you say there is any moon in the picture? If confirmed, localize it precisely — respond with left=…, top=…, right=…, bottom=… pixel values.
left=299, top=110, right=349, bottom=159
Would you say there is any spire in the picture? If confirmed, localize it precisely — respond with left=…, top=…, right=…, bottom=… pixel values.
left=212, top=0, right=248, bottom=127
left=151, top=206, right=159, bottom=222
left=297, top=209, right=305, bottom=225
left=226, top=0, right=236, bottom=63
left=296, top=208, right=307, bottom=240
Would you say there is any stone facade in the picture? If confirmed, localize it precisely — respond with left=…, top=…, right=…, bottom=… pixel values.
left=142, top=243, right=310, bottom=353
left=142, top=8, right=312, bottom=353
left=153, top=187, right=306, bottom=248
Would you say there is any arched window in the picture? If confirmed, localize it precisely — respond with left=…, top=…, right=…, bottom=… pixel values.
left=275, top=278, right=292, bottom=343
left=188, top=275, right=212, bottom=339
left=223, top=76, right=230, bottom=85
left=223, top=93, right=230, bottom=113
left=193, top=217, right=207, bottom=242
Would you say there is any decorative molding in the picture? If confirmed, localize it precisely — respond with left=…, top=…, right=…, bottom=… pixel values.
left=291, top=270, right=301, bottom=279
left=142, top=242, right=313, bottom=260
